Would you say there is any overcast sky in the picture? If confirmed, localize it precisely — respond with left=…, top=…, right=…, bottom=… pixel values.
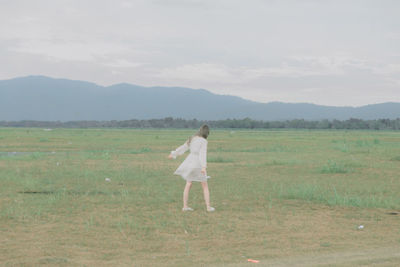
left=1, top=0, right=399, bottom=106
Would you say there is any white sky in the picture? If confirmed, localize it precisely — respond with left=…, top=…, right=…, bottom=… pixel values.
left=0, top=0, right=399, bottom=106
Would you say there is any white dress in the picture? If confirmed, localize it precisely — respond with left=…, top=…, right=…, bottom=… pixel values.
left=171, top=136, right=209, bottom=182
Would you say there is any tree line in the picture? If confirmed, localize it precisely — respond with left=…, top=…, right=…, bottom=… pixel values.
left=0, top=117, right=399, bottom=130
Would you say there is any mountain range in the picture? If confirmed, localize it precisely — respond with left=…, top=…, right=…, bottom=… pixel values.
left=0, top=76, right=399, bottom=121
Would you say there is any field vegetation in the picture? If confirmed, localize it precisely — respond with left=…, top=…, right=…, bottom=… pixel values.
left=0, top=128, right=399, bottom=266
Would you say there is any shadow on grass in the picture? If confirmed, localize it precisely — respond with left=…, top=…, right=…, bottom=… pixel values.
left=18, top=190, right=123, bottom=196
left=208, top=156, right=234, bottom=163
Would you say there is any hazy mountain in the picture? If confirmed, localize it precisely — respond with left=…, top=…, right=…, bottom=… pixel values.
left=0, top=76, right=399, bottom=121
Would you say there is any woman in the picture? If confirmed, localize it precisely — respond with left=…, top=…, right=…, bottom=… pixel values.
left=168, top=125, right=215, bottom=212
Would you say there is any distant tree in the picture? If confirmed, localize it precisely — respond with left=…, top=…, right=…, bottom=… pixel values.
left=1, top=117, right=399, bottom=130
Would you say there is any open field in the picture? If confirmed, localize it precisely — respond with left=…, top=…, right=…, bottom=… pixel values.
left=1, top=128, right=399, bottom=266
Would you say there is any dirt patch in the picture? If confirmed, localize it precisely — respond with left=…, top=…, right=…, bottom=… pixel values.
left=214, top=246, right=400, bottom=266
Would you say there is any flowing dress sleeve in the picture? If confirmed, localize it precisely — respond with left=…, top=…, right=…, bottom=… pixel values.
left=170, top=141, right=189, bottom=159
left=199, top=139, right=207, bottom=168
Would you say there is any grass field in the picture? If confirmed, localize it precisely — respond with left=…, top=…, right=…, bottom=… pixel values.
left=1, top=128, right=399, bottom=266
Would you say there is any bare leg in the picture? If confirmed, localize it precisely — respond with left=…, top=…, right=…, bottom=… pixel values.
left=201, top=181, right=211, bottom=208
left=183, top=181, right=192, bottom=209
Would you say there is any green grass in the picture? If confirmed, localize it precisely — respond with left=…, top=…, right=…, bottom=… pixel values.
left=391, top=155, right=400, bottom=161
left=320, top=160, right=350, bottom=174
left=0, top=128, right=399, bottom=265
left=1, top=128, right=399, bottom=211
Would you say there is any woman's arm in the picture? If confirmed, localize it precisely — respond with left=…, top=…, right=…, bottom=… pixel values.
left=170, top=141, right=189, bottom=159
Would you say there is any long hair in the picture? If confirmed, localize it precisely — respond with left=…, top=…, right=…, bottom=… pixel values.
left=187, top=124, right=210, bottom=145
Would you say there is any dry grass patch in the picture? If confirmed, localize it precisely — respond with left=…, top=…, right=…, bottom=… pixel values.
left=1, top=200, right=399, bottom=266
